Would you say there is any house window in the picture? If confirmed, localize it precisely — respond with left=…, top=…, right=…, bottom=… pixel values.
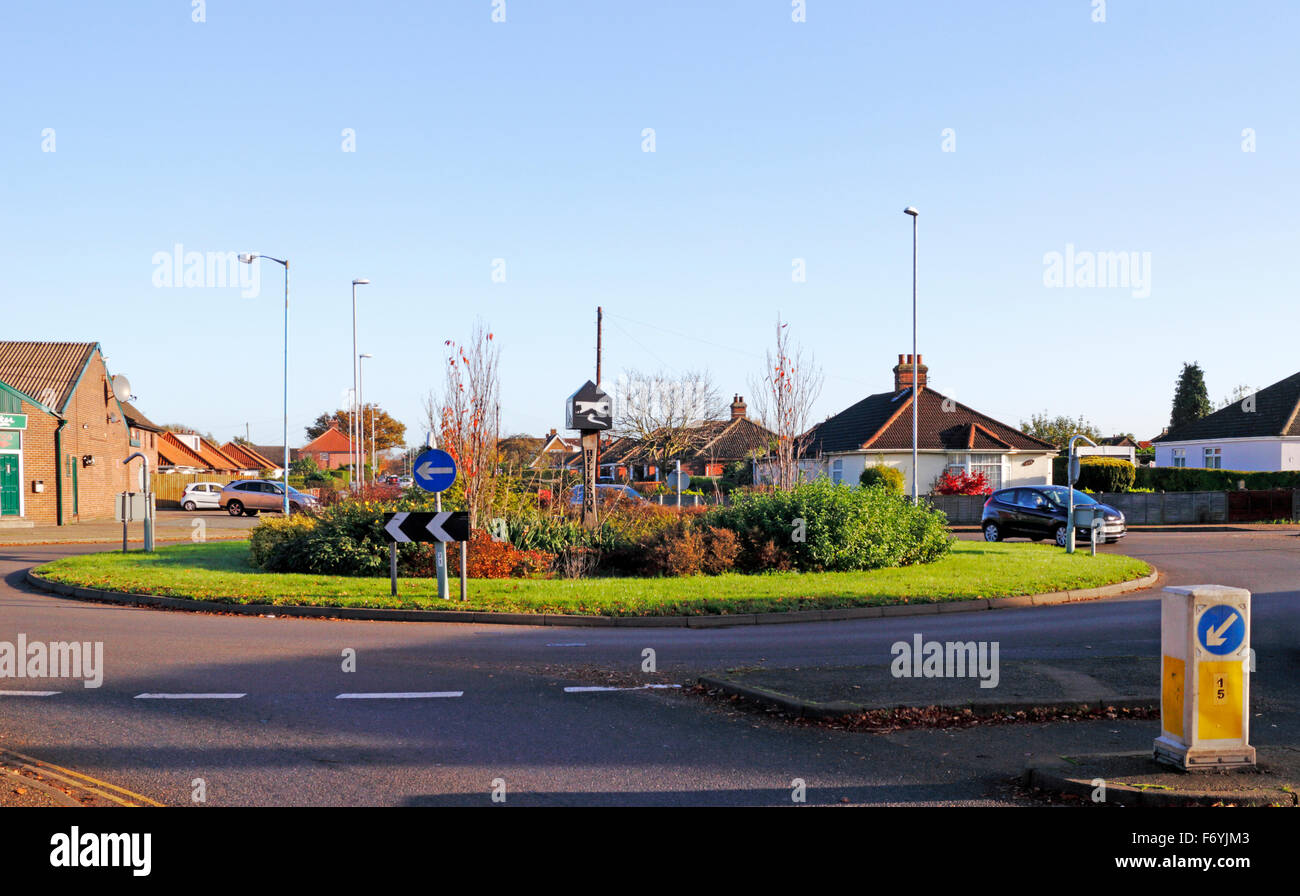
left=831, top=458, right=843, bottom=485
left=1171, top=448, right=1186, bottom=468
left=1204, top=447, right=1221, bottom=469
left=946, top=453, right=1003, bottom=490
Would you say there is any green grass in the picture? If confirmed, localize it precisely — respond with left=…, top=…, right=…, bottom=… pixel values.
left=34, top=540, right=1151, bottom=617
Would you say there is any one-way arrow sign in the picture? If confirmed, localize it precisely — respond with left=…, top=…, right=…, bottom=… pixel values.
left=382, top=511, right=470, bottom=543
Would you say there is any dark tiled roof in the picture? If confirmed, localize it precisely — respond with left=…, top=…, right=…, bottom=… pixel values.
left=221, top=442, right=278, bottom=469
left=1155, top=371, right=1300, bottom=442
left=122, top=400, right=163, bottom=433
left=804, top=388, right=1055, bottom=456
left=612, top=417, right=778, bottom=464
left=0, top=341, right=97, bottom=412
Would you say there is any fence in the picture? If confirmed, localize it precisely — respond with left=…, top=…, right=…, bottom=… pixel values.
left=149, top=472, right=245, bottom=507
left=928, top=489, right=1297, bottom=526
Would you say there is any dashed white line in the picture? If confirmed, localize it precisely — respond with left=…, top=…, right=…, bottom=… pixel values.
left=335, top=692, right=464, bottom=699
left=135, top=693, right=246, bottom=700
left=547, top=643, right=587, bottom=647
left=0, top=690, right=59, bottom=697
left=563, top=684, right=682, bottom=693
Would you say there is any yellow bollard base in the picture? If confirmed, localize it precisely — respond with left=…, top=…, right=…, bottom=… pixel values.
left=1153, top=736, right=1256, bottom=771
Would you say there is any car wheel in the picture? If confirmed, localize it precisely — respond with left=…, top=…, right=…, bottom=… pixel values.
left=1054, top=525, right=1069, bottom=547
left=182, top=501, right=197, bottom=511
left=982, top=522, right=1001, bottom=542
left=226, top=501, right=244, bottom=516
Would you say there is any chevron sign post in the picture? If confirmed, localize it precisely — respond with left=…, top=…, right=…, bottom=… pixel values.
left=382, top=511, right=471, bottom=598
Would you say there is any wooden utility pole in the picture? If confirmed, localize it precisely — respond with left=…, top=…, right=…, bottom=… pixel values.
left=594, top=307, right=602, bottom=487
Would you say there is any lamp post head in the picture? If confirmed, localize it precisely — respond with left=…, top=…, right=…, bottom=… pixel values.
left=903, top=207, right=919, bottom=217
left=238, top=253, right=258, bottom=264
left=360, top=352, right=373, bottom=360
left=352, top=278, right=370, bottom=286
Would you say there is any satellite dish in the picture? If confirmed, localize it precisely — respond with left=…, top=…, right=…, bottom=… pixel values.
left=111, top=374, right=132, bottom=402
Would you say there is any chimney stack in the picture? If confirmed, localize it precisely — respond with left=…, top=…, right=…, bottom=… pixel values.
left=893, top=353, right=928, bottom=392
left=730, top=394, right=747, bottom=420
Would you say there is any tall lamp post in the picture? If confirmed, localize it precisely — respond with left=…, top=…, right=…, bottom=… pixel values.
left=351, top=279, right=370, bottom=489
left=903, top=207, right=919, bottom=504
left=239, top=253, right=291, bottom=515
left=359, top=353, right=373, bottom=485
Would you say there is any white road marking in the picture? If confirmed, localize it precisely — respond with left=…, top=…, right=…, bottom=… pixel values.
left=563, top=684, right=681, bottom=693
left=135, top=693, right=246, bottom=699
left=0, top=690, right=59, bottom=697
left=547, top=643, right=587, bottom=647
left=335, top=692, right=463, bottom=699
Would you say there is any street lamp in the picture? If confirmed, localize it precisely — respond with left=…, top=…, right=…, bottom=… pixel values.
left=351, top=279, right=370, bottom=489
left=359, top=353, right=373, bottom=486
left=903, top=207, right=919, bottom=504
left=240, top=252, right=291, bottom=515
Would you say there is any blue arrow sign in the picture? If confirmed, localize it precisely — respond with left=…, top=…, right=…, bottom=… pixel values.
left=1197, top=604, right=1245, bottom=656
left=412, top=448, right=457, bottom=493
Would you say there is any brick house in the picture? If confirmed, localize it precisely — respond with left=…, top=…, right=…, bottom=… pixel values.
left=298, top=424, right=356, bottom=470
left=0, top=341, right=147, bottom=525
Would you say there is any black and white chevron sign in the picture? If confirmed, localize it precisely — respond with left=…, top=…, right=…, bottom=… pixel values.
left=382, top=511, right=470, bottom=543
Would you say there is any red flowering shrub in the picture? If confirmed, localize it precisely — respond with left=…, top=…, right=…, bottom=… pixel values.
left=931, top=470, right=992, bottom=495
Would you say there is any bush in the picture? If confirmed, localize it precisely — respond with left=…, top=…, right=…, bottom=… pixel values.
left=249, top=514, right=319, bottom=568
left=932, top=470, right=991, bottom=495
left=859, top=464, right=904, bottom=493
left=440, top=529, right=554, bottom=579
left=1135, top=466, right=1300, bottom=492
left=644, top=519, right=741, bottom=576
left=708, top=478, right=953, bottom=572
left=1052, top=456, right=1137, bottom=492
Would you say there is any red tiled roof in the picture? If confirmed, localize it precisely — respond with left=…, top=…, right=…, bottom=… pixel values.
left=158, top=432, right=209, bottom=469
left=0, top=341, right=97, bottom=412
left=221, top=442, right=278, bottom=470
left=301, top=426, right=354, bottom=453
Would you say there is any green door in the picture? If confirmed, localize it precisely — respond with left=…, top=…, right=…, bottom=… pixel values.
left=0, top=454, right=18, bottom=516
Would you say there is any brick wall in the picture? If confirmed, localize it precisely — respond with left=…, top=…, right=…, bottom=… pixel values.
left=17, top=352, right=137, bottom=524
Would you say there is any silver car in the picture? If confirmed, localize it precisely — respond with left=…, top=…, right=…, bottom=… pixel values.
left=220, top=480, right=318, bottom=516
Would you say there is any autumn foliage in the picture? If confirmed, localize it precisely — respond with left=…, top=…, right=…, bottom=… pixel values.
left=931, top=470, right=992, bottom=495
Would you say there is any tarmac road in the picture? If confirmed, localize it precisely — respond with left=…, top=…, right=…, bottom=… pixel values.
left=0, top=529, right=1295, bottom=806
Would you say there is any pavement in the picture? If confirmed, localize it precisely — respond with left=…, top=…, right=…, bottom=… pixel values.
left=0, top=509, right=259, bottom=545
left=0, top=528, right=1296, bottom=806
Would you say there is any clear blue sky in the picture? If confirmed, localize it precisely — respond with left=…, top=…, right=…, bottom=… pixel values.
left=3, top=1, right=1296, bottom=446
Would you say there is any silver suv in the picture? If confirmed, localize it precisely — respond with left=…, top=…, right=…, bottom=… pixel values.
left=219, top=480, right=318, bottom=516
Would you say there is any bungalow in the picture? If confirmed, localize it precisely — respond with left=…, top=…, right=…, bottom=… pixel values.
left=1153, top=370, right=1300, bottom=471
left=607, top=395, right=776, bottom=481
left=220, top=441, right=280, bottom=476
left=796, top=354, right=1057, bottom=495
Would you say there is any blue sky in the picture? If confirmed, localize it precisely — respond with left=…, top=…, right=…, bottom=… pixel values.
left=3, top=1, right=1297, bottom=446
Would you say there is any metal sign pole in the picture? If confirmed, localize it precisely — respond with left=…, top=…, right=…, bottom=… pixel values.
left=459, top=538, right=467, bottom=602
left=390, top=542, right=398, bottom=596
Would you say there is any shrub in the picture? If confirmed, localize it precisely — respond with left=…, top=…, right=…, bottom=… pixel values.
left=708, top=478, right=953, bottom=572
left=859, top=464, right=904, bottom=493
left=439, top=529, right=554, bottom=579
left=1135, top=466, right=1300, bottom=492
left=1052, top=456, right=1137, bottom=492
left=645, top=519, right=741, bottom=576
left=932, top=470, right=991, bottom=495
left=249, top=514, right=318, bottom=568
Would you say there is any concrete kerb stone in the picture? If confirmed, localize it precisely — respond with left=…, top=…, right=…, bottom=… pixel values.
left=699, top=674, right=1160, bottom=721
left=24, top=565, right=1158, bottom=629
left=1022, top=761, right=1298, bottom=808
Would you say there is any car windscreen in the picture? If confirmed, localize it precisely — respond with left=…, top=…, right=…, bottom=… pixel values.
left=1041, top=486, right=1097, bottom=506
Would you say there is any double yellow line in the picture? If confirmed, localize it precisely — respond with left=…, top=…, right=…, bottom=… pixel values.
left=0, top=747, right=163, bottom=807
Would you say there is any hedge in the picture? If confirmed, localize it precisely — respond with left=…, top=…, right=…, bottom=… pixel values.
left=859, top=464, right=905, bottom=494
left=1052, top=456, right=1136, bottom=493
left=1135, top=466, right=1300, bottom=492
